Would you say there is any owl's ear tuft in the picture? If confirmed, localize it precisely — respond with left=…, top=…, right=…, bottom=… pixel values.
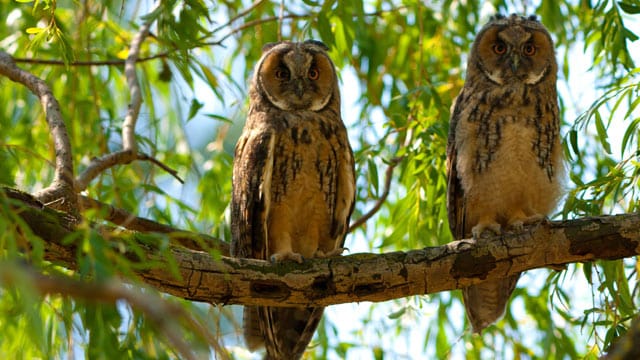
left=304, top=39, right=329, bottom=51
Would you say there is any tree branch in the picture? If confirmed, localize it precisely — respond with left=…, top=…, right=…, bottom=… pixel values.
left=4, top=187, right=640, bottom=308
left=123, top=18, right=152, bottom=153
left=12, top=52, right=170, bottom=67
left=0, top=52, right=76, bottom=212
left=76, top=151, right=183, bottom=191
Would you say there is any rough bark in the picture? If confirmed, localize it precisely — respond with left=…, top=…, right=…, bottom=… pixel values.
left=3, top=187, right=639, bottom=307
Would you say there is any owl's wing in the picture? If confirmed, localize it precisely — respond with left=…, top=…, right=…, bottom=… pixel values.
left=331, top=138, right=356, bottom=247
left=230, top=125, right=275, bottom=260
left=446, top=91, right=467, bottom=239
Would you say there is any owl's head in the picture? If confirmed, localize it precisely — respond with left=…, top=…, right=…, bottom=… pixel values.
left=470, top=14, right=557, bottom=86
left=252, top=40, right=338, bottom=111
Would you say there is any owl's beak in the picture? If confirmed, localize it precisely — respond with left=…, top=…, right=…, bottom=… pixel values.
left=295, top=81, right=305, bottom=98
left=510, top=54, right=520, bottom=73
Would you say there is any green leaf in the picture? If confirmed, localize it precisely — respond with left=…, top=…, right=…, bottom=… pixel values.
left=594, top=111, right=612, bottom=154
left=187, top=98, right=203, bottom=121
left=618, top=1, right=640, bottom=14
left=387, top=307, right=406, bottom=319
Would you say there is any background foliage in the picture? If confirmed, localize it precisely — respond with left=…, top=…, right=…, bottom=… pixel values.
left=1, top=0, right=639, bottom=358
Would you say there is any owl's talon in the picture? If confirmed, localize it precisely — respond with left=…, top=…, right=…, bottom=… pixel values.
left=509, top=220, right=524, bottom=232
left=471, top=223, right=501, bottom=239
left=270, top=252, right=304, bottom=264
left=314, top=247, right=347, bottom=258
left=508, top=213, right=545, bottom=233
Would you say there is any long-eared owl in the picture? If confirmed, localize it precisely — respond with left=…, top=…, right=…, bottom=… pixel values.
left=231, top=40, right=356, bottom=359
left=446, top=14, right=564, bottom=333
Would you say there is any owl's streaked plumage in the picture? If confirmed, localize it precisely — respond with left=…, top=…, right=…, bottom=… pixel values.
left=231, top=40, right=355, bottom=359
left=446, top=14, right=563, bottom=333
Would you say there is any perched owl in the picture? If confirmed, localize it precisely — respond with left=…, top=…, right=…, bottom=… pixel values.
left=231, top=40, right=355, bottom=359
left=446, top=14, right=563, bottom=333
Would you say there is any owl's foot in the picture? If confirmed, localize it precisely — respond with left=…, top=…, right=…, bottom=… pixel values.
left=471, top=222, right=501, bottom=239
left=314, top=247, right=347, bottom=258
left=508, top=213, right=545, bottom=232
left=270, top=251, right=304, bottom=263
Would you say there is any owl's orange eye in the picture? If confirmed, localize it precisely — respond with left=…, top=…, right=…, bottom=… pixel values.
left=308, top=68, right=320, bottom=80
left=523, top=43, right=536, bottom=56
left=275, top=68, right=290, bottom=80
left=493, top=43, right=507, bottom=55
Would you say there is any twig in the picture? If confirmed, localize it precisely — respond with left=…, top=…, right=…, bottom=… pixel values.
left=211, top=0, right=266, bottom=34
left=211, top=14, right=309, bottom=45
left=76, top=151, right=183, bottom=191
left=137, top=153, right=184, bottom=183
left=348, top=157, right=403, bottom=232
left=0, top=52, right=77, bottom=212
left=0, top=263, right=229, bottom=360
left=13, top=52, right=170, bottom=66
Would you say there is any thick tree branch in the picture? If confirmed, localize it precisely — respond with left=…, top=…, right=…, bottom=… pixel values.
left=0, top=52, right=76, bottom=211
left=4, top=187, right=639, bottom=308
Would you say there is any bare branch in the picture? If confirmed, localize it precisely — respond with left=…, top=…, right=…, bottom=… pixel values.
left=137, top=153, right=184, bottom=183
left=348, top=157, right=403, bottom=232
left=0, top=52, right=76, bottom=212
left=0, top=263, right=229, bottom=360
left=76, top=151, right=183, bottom=191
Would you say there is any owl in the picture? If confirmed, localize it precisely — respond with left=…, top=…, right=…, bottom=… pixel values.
left=230, top=40, right=355, bottom=359
left=446, top=14, right=563, bottom=333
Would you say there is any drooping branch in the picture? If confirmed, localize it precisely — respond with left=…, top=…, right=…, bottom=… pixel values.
left=0, top=52, right=76, bottom=211
left=4, top=187, right=640, bottom=308
left=73, top=8, right=183, bottom=191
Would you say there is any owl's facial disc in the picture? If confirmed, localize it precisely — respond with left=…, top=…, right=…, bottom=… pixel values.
left=476, top=25, right=554, bottom=86
left=257, top=44, right=334, bottom=111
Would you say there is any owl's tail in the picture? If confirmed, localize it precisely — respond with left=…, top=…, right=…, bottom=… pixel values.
left=462, top=273, right=521, bottom=333
left=242, top=305, right=325, bottom=360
